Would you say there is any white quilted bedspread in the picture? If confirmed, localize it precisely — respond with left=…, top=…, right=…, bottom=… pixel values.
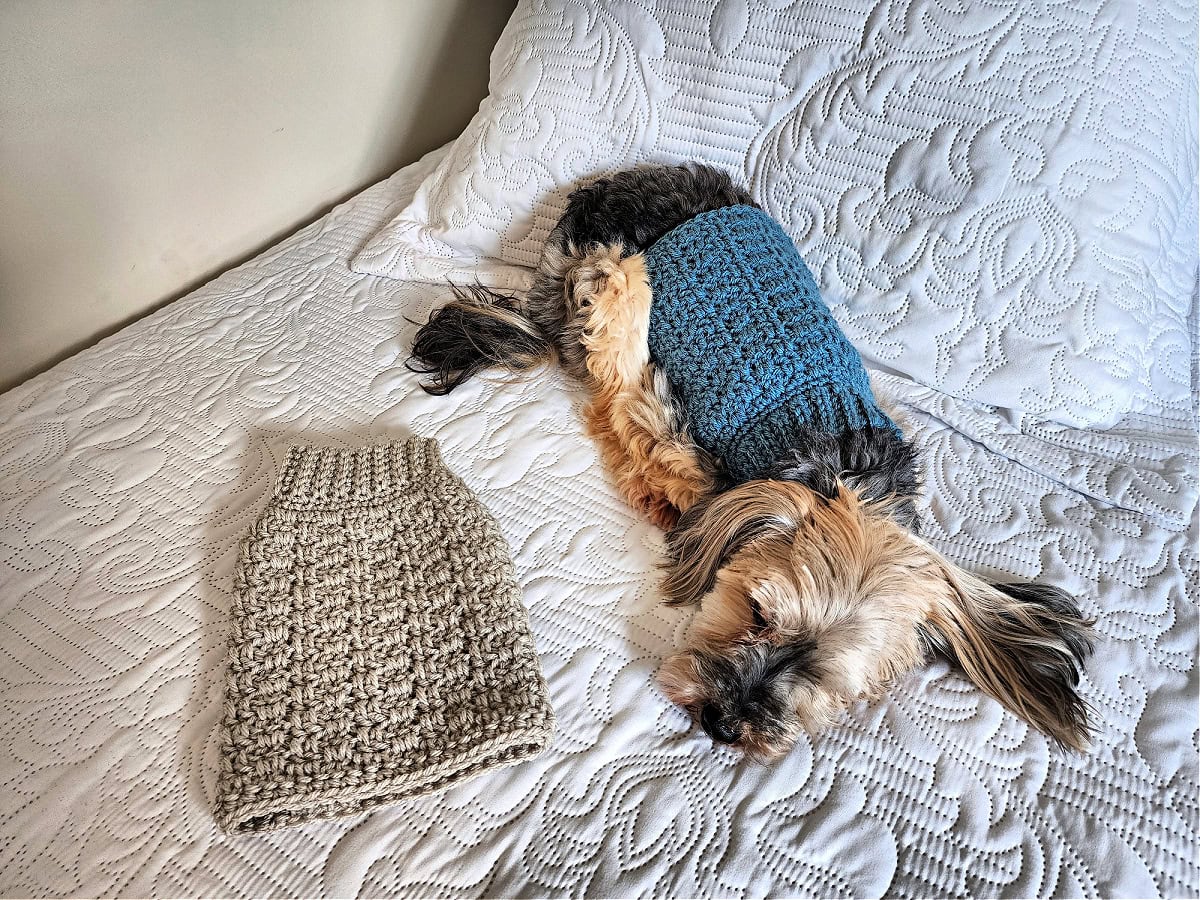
left=1, top=147, right=1196, bottom=898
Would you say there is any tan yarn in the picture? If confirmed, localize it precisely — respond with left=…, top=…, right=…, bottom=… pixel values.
left=216, top=438, right=554, bottom=834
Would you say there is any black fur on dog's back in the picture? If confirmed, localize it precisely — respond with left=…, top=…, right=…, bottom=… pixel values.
left=546, top=163, right=757, bottom=259
left=408, top=164, right=754, bottom=394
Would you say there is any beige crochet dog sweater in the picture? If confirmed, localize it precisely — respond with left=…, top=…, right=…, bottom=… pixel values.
left=216, top=439, right=554, bottom=833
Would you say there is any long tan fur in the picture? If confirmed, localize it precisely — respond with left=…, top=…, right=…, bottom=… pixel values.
left=920, top=558, right=1094, bottom=751
left=574, top=247, right=716, bottom=529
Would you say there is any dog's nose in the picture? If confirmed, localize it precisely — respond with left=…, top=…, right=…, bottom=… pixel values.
left=700, top=703, right=741, bottom=744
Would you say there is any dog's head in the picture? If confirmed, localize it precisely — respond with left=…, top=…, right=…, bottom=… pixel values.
left=658, top=474, right=1094, bottom=757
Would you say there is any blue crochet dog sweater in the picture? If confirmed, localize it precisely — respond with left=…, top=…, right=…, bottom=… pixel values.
left=644, top=204, right=899, bottom=482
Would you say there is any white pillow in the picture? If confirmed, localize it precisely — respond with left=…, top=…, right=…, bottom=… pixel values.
left=354, top=0, right=1197, bottom=428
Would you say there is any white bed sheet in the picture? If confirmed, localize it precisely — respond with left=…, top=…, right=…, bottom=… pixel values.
left=0, top=145, right=1196, bottom=898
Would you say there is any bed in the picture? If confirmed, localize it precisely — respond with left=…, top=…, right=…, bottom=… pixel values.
left=2, top=2, right=1197, bottom=896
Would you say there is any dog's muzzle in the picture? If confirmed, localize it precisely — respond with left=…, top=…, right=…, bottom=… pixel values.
left=700, top=703, right=742, bottom=744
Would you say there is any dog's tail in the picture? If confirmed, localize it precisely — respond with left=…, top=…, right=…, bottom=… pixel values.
left=407, top=283, right=555, bottom=395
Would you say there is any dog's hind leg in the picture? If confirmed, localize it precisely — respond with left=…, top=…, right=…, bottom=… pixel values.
left=574, top=248, right=718, bottom=529
left=596, top=365, right=718, bottom=529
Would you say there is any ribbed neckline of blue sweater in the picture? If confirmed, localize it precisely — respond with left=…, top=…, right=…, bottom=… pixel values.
left=644, top=204, right=899, bottom=482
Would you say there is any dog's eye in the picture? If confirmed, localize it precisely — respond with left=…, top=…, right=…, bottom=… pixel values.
left=748, top=597, right=768, bottom=630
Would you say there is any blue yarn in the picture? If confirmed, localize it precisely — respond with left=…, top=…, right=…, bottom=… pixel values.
left=644, top=204, right=899, bottom=482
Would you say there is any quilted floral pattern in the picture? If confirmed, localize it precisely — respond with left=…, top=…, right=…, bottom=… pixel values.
left=352, top=0, right=1198, bottom=430
left=0, top=146, right=1196, bottom=897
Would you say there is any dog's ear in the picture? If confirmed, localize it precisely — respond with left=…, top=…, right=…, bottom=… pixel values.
left=918, top=555, right=1095, bottom=751
left=662, top=481, right=811, bottom=605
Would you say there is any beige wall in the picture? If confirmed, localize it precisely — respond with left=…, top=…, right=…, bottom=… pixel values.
left=0, top=0, right=515, bottom=392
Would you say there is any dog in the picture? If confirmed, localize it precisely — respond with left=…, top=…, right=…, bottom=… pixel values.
left=408, top=164, right=1094, bottom=757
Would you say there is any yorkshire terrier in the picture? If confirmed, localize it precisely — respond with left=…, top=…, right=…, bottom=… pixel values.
left=408, top=164, right=1094, bottom=756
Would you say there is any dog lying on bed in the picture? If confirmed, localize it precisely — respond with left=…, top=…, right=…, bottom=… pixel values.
left=408, top=164, right=1094, bottom=756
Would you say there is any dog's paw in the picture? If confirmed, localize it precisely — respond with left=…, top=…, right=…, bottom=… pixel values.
left=646, top=497, right=682, bottom=531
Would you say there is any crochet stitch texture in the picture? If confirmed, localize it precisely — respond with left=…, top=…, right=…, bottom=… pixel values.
left=645, top=204, right=899, bottom=482
left=216, top=439, right=554, bottom=834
